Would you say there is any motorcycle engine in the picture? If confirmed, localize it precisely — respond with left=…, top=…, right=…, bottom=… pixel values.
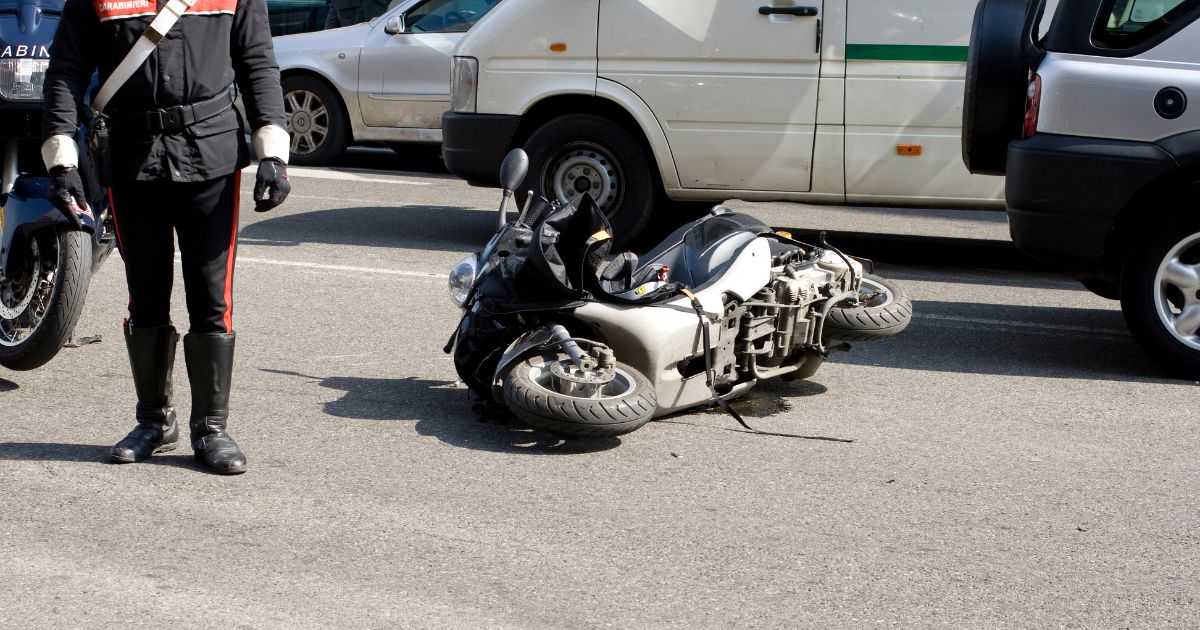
left=737, top=244, right=859, bottom=370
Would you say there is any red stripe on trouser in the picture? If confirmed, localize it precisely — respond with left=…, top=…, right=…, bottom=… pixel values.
left=221, top=171, right=240, bottom=333
left=106, top=186, right=134, bottom=314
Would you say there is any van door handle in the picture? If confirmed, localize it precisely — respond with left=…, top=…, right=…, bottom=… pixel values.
left=758, top=6, right=818, bottom=17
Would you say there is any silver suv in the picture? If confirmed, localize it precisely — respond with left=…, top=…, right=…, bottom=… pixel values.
left=963, top=0, right=1200, bottom=378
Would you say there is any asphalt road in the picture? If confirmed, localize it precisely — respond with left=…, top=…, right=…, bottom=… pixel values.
left=2, top=149, right=1197, bottom=628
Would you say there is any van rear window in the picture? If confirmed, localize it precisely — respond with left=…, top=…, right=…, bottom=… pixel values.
left=1093, top=0, right=1200, bottom=48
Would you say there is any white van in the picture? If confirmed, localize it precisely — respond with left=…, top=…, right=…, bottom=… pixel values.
left=441, top=0, right=1005, bottom=239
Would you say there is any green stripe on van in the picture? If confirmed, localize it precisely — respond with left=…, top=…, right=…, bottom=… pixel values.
left=845, top=44, right=969, bottom=62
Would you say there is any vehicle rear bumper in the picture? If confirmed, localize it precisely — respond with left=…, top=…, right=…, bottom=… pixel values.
left=1005, top=133, right=1173, bottom=271
left=441, top=112, right=522, bottom=187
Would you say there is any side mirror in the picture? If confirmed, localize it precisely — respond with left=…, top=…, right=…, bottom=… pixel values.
left=498, top=149, right=529, bottom=192
left=383, top=14, right=405, bottom=34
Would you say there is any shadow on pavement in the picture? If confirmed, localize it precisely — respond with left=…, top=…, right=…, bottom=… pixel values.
left=779, top=230, right=1044, bottom=272
left=336, top=145, right=448, bottom=175
left=0, top=378, right=17, bottom=392
left=841, top=299, right=1181, bottom=383
left=262, top=369, right=621, bottom=454
left=0, top=442, right=110, bottom=463
left=0, top=441, right=221, bottom=473
left=239, top=205, right=496, bottom=251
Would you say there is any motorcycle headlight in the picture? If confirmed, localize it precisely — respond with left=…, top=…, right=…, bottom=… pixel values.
left=449, top=253, right=478, bottom=307
left=450, top=56, right=478, bottom=113
left=0, top=59, right=49, bottom=101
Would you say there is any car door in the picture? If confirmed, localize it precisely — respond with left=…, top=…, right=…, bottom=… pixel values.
left=357, top=0, right=498, bottom=128
left=599, top=0, right=823, bottom=192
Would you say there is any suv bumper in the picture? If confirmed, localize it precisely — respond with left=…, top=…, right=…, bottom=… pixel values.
left=1005, top=133, right=1174, bottom=272
left=442, top=112, right=522, bottom=187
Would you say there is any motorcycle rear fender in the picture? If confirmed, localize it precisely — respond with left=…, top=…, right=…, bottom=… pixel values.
left=2, top=177, right=98, bottom=277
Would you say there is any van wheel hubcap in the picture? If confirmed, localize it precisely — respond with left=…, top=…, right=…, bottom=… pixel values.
left=547, top=142, right=622, bottom=215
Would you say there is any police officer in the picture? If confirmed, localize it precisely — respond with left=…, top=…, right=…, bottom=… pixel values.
left=41, top=0, right=291, bottom=474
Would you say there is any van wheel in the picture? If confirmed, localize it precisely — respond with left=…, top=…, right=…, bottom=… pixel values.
left=523, top=114, right=655, bottom=245
left=1120, top=214, right=1200, bottom=378
left=961, top=0, right=1040, bottom=175
left=282, top=75, right=348, bottom=167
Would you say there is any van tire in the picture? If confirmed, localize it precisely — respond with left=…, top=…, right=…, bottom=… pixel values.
left=523, top=114, right=655, bottom=245
left=282, top=75, right=348, bottom=167
left=962, top=0, right=1038, bottom=176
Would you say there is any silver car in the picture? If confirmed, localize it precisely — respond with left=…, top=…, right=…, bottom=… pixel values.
left=272, top=0, right=500, bottom=166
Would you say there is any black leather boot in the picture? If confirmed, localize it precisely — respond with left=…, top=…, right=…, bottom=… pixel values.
left=111, top=325, right=180, bottom=463
left=184, top=332, right=247, bottom=475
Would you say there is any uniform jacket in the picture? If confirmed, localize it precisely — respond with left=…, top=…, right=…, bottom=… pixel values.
left=42, top=0, right=285, bottom=182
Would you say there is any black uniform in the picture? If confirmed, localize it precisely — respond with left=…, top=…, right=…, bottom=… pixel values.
left=44, top=0, right=284, bottom=334
left=42, top=0, right=289, bottom=474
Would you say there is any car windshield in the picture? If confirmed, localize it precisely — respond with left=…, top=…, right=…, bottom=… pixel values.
left=408, top=0, right=499, bottom=33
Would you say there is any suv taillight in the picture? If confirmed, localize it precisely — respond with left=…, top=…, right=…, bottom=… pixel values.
left=1022, top=73, right=1042, bottom=139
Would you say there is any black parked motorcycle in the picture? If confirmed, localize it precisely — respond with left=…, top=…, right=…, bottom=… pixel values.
left=1, top=0, right=115, bottom=370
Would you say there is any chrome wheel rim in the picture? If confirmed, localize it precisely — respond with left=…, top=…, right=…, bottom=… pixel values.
left=858, top=277, right=895, bottom=308
left=545, top=142, right=622, bottom=215
left=284, top=89, right=330, bottom=156
left=0, top=236, right=54, bottom=347
left=527, top=358, right=637, bottom=400
left=1153, top=230, right=1200, bottom=351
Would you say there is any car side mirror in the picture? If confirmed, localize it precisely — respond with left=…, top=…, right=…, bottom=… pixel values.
left=383, top=14, right=405, bottom=34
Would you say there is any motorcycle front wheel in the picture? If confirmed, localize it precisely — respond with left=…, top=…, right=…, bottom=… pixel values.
left=0, top=228, right=92, bottom=371
left=501, top=352, right=657, bottom=438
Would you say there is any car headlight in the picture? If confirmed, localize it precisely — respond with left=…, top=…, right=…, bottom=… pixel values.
left=0, top=58, right=49, bottom=101
left=449, top=253, right=478, bottom=306
left=450, top=56, right=478, bottom=113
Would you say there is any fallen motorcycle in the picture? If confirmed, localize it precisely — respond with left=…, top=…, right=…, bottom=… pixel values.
left=447, top=149, right=912, bottom=437
left=1, top=0, right=116, bottom=370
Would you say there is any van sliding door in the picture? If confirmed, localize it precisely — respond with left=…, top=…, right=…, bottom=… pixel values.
left=599, top=0, right=823, bottom=193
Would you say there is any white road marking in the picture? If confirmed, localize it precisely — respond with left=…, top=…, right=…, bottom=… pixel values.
left=243, top=165, right=432, bottom=186
left=916, top=313, right=1128, bottom=337
left=236, top=256, right=446, bottom=279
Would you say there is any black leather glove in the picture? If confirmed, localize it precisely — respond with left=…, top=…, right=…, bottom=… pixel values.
left=253, top=158, right=291, bottom=213
left=48, top=166, right=86, bottom=230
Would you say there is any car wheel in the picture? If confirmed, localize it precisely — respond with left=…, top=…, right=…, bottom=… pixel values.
left=523, top=114, right=655, bottom=246
left=961, top=0, right=1042, bottom=175
left=1120, top=213, right=1200, bottom=378
left=282, top=75, right=348, bottom=167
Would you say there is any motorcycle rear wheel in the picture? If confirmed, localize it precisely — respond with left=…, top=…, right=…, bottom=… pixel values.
left=0, top=229, right=92, bottom=371
left=502, top=352, right=657, bottom=438
left=824, top=274, right=913, bottom=342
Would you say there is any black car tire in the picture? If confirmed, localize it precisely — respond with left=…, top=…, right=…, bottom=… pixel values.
left=282, top=75, right=348, bottom=167
left=1120, top=213, right=1200, bottom=378
left=962, top=0, right=1040, bottom=176
left=523, top=114, right=656, bottom=246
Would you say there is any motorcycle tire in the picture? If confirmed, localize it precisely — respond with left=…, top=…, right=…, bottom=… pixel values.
left=824, top=274, right=913, bottom=342
left=0, top=229, right=92, bottom=371
left=1119, top=213, right=1200, bottom=379
left=501, top=352, right=657, bottom=438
